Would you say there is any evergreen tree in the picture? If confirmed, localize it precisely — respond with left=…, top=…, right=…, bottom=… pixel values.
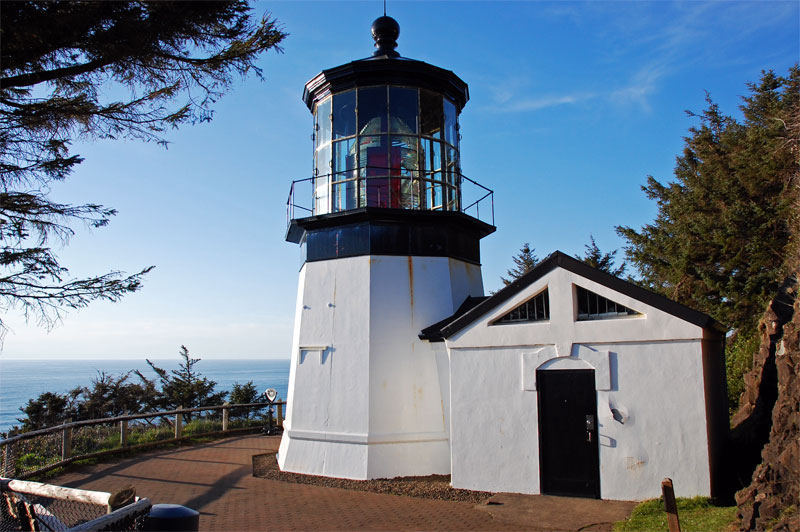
left=144, top=346, right=227, bottom=421
left=575, top=235, right=626, bottom=277
left=72, top=372, right=154, bottom=420
left=501, top=243, right=540, bottom=285
left=0, top=2, right=286, bottom=337
left=16, top=391, right=77, bottom=431
left=229, top=381, right=261, bottom=419
left=617, top=67, right=799, bottom=331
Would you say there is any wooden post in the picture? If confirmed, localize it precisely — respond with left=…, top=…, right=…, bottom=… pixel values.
left=662, top=478, right=681, bottom=532
left=62, top=419, right=73, bottom=461
left=222, top=402, right=230, bottom=432
left=277, top=401, right=283, bottom=428
left=107, top=485, right=136, bottom=513
left=120, top=418, right=128, bottom=448
left=175, top=409, right=183, bottom=439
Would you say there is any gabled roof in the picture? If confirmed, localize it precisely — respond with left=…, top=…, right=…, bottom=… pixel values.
left=419, top=251, right=726, bottom=341
left=419, top=296, right=488, bottom=341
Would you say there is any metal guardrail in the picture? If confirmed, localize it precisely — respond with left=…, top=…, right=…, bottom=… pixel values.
left=286, top=169, right=495, bottom=227
left=0, top=401, right=285, bottom=480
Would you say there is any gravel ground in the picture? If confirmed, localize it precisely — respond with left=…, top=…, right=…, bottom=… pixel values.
left=252, top=453, right=493, bottom=504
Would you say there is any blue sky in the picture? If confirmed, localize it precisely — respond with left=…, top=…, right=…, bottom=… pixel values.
left=2, top=1, right=798, bottom=359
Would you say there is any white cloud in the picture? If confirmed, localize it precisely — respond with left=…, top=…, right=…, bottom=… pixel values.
left=609, top=62, right=669, bottom=113
left=490, top=93, right=596, bottom=113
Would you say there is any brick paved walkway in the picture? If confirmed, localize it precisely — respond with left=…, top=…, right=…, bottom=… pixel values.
left=51, top=435, right=635, bottom=531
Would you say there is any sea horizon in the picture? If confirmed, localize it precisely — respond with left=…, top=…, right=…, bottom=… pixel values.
left=0, top=357, right=291, bottom=436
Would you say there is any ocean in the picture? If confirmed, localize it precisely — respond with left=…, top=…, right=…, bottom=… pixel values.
left=0, top=358, right=290, bottom=436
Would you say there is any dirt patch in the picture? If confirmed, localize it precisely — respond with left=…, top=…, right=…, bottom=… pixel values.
left=252, top=452, right=492, bottom=504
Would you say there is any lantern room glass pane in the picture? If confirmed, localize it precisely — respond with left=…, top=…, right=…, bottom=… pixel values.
left=333, top=138, right=357, bottom=181
left=315, top=143, right=331, bottom=178
left=420, top=90, right=443, bottom=139
left=389, top=87, right=418, bottom=134
left=418, top=179, right=431, bottom=210
left=358, top=86, right=388, bottom=134
left=445, top=145, right=459, bottom=187
left=332, top=180, right=357, bottom=212
left=390, top=135, right=419, bottom=177
left=445, top=184, right=458, bottom=211
left=332, top=90, right=356, bottom=139
left=314, top=142, right=331, bottom=215
left=314, top=174, right=329, bottom=216
left=317, top=99, right=331, bottom=147
left=443, top=98, right=457, bottom=147
left=422, top=139, right=442, bottom=172
left=431, top=176, right=443, bottom=210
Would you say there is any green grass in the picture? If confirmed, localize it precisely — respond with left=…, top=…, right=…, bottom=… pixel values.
left=614, top=497, right=737, bottom=532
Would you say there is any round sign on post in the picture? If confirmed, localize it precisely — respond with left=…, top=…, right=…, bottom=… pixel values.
left=265, top=388, right=277, bottom=403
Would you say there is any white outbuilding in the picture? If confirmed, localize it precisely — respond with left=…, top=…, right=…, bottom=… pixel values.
left=419, top=251, right=728, bottom=500
left=277, top=16, right=728, bottom=501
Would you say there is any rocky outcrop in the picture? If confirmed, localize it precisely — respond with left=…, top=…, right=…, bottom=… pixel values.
left=734, top=275, right=799, bottom=531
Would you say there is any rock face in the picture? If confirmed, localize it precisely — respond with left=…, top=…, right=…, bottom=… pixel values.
left=734, top=275, right=799, bottom=531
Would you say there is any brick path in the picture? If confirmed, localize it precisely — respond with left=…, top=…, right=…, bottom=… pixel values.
left=51, top=435, right=635, bottom=531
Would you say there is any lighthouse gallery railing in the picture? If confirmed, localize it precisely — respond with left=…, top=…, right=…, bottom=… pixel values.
left=286, top=168, right=495, bottom=227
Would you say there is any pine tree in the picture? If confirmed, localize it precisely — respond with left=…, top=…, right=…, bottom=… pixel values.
left=501, top=243, right=540, bottom=285
left=575, top=235, right=626, bottom=277
left=617, top=66, right=799, bottom=331
left=145, top=346, right=227, bottom=421
left=229, top=381, right=261, bottom=419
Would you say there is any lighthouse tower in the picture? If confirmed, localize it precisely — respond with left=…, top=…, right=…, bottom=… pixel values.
left=277, top=16, right=495, bottom=480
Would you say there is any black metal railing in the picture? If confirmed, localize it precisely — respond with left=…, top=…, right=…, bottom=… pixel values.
left=286, top=168, right=495, bottom=228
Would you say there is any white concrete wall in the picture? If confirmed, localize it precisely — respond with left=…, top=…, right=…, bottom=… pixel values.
left=450, top=346, right=541, bottom=494
left=278, top=257, right=373, bottom=478
left=279, top=255, right=483, bottom=479
left=446, top=267, right=716, bottom=500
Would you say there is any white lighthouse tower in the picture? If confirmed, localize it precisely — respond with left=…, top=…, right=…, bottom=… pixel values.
left=277, top=16, right=495, bottom=480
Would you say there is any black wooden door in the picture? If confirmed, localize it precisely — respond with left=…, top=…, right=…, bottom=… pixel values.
left=537, top=369, right=600, bottom=498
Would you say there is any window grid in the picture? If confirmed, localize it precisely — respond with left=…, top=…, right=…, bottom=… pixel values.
left=576, top=286, right=640, bottom=320
left=495, top=289, right=550, bottom=324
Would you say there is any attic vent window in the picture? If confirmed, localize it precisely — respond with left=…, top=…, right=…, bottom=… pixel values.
left=576, top=286, right=640, bottom=320
left=495, top=289, right=550, bottom=324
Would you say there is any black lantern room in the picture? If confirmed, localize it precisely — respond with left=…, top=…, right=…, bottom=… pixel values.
left=286, top=16, right=495, bottom=264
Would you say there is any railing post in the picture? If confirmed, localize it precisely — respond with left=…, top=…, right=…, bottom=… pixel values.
left=222, top=402, right=230, bottom=432
left=62, top=419, right=72, bottom=461
left=175, top=409, right=183, bottom=439
left=120, top=416, right=128, bottom=448
left=277, top=401, right=283, bottom=428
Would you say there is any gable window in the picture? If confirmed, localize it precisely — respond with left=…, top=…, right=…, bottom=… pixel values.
left=576, top=286, right=640, bottom=320
left=494, top=289, right=550, bottom=324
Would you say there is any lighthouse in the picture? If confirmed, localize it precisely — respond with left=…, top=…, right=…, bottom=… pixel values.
left=277, top=16, right=495, bottom=480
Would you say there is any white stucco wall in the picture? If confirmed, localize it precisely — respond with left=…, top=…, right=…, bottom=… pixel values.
left=279, top=255, right=482, bottom=479
left=446, top=267, right=716, bottom=500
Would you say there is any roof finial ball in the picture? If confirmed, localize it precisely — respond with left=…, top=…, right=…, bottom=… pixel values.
left=371, top=15, right=400, bottom=57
